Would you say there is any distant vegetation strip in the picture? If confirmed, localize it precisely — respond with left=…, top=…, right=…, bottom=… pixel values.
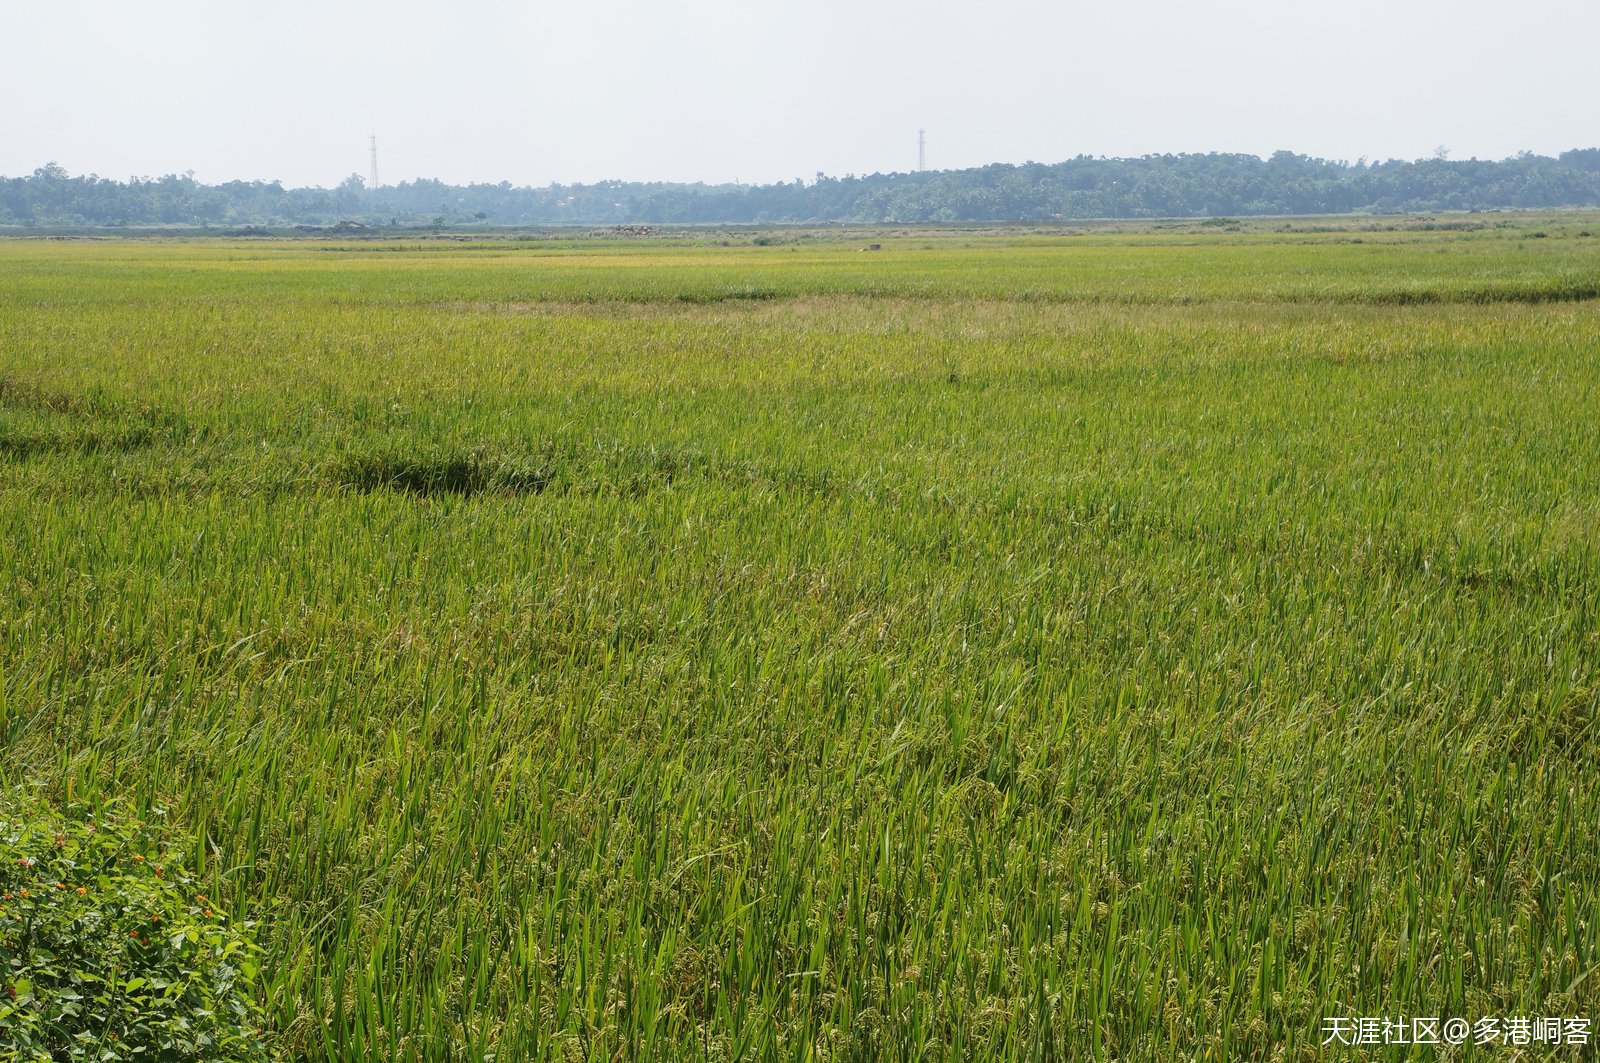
left=7, top=149, right=1600, bottom=227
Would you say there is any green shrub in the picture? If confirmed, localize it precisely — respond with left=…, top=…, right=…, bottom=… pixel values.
left=0, top=790, right=267, bottom=1062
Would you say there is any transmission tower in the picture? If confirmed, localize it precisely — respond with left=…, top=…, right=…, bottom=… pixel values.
left=917, top=129, right=926, bottom=172
left=369, top=135, right=380, bottom=189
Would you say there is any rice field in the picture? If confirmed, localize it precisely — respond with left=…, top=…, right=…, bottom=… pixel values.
left=2, top=218, right=1599, bottom=1059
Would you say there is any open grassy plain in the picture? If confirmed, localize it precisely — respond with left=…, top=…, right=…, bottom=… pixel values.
left=3, top=218, right=1600, bottom=1059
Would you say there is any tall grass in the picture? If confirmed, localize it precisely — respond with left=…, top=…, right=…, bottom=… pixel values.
left=2, top=221, right=1599, bottom=1058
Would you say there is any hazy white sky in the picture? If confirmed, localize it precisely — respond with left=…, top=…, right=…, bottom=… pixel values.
left=6, top=0, right=1597, bottom=188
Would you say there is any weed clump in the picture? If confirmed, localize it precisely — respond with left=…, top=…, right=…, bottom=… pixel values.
left=0, top=790, right=267, bottom=1061
left=333, top=448, right=554, bottom=496
left=675, top=285, right=783, bottom=304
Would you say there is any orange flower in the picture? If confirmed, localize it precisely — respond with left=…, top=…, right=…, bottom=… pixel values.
left=76, top=887, right=88, bottom=895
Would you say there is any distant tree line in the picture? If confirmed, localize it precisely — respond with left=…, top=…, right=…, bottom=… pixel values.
left=7, top=150, right=1600, bottom=228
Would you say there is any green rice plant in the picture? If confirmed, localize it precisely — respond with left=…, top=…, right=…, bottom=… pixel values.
left=0, top=216, right=1597, bottom=1058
